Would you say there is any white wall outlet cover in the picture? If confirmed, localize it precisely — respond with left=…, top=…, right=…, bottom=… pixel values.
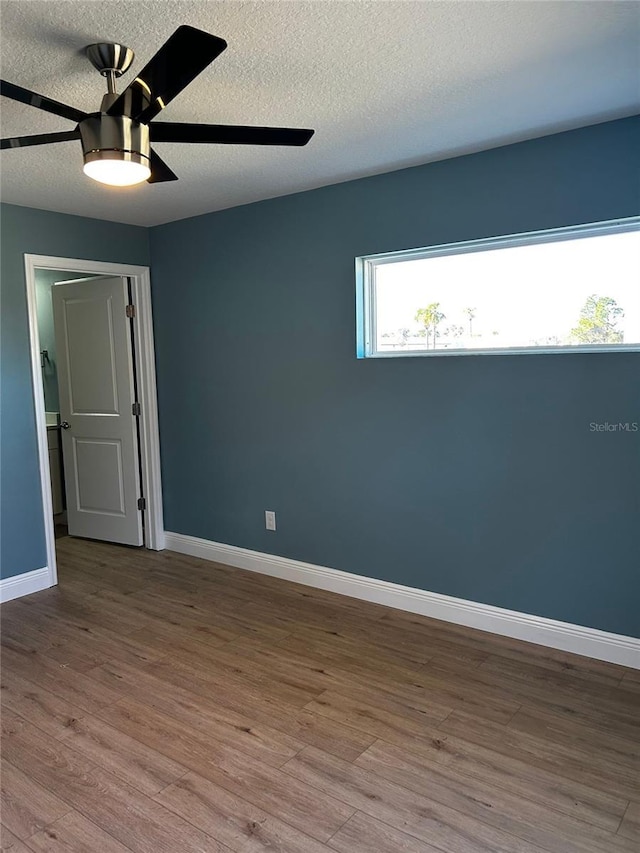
left=265, top=510, right=276, bottom=531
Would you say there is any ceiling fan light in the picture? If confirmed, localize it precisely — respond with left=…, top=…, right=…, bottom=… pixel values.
left=83, top=151, right=150, bottom=186
left=79, top=114, right=151, bottom=186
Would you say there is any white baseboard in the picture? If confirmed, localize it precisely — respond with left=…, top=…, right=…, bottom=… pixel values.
left=164, top=532, right=640, bottom=669
left=0, top=567, right=53, bottom=603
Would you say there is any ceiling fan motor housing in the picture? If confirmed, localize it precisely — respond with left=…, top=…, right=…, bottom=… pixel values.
left=79, top=113, right=150, bottom=172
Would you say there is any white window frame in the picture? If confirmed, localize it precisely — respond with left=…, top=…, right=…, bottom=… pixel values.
left=356, top=217, right=640, bottom=358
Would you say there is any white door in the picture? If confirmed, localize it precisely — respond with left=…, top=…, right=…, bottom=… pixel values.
left=52, top=276, right=143, bottom=546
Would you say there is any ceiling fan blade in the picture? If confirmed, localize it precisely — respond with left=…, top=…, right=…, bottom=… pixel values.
left=107, top=26, right=227, bottom=124
left=150, top=123, right=314, bottom=147
left=147, top=148, right=179, bottom=183
left=0, top=80, right=87, bottom=124
left=1, top=129, right=81, bottom=150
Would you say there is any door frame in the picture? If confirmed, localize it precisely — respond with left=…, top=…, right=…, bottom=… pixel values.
left=24, top=253, right=165, bottom=588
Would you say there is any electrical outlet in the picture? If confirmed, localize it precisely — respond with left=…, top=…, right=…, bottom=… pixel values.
left=265, top=510, right=276, bottom=531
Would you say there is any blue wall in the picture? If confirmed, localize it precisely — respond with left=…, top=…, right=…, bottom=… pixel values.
left=150, top=117, right=640, bottom=637
left=2, top=120, right=638, bottom=636
left=0, top=204, right=149, bottom=578
left=35, top=270, right=63, bottom=414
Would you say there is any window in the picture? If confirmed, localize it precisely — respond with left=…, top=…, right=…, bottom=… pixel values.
left=356, top=219, right=640, bottom=358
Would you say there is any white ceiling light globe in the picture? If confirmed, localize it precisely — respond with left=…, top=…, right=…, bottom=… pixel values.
left=83, top=157, right=150, bottom=186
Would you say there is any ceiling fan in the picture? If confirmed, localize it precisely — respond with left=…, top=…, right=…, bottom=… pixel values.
left=0, top=25, right=314, bottom=187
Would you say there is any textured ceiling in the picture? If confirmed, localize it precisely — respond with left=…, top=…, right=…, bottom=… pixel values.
left=0, top=1, right=638, bottom=227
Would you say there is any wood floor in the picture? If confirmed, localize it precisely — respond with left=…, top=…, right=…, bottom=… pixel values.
left=1, top=537, right=638, bottom=853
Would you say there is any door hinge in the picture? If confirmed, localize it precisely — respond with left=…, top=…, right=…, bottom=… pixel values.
left=137, top=497, right=146, bottom=511
left=125, top=304, right=136, bottom=318
left=132, top=402, right=141, bottom=416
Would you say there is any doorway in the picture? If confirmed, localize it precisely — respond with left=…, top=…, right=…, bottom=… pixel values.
left=25, top=254, right=164, bottom=590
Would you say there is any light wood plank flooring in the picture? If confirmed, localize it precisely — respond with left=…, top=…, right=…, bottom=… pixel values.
left=1, top=536, right=638, bottom=852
